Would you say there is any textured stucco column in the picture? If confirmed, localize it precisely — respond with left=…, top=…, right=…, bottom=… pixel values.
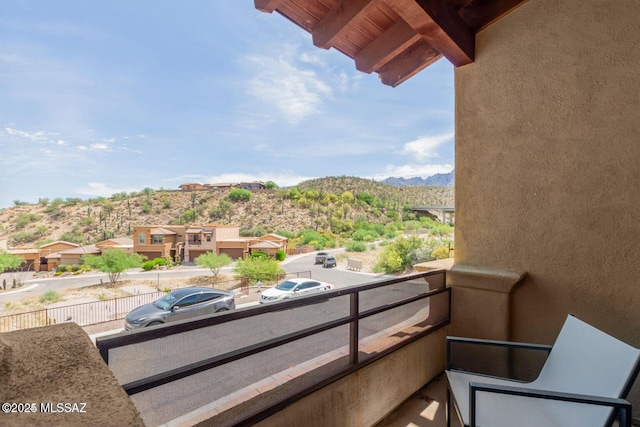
left=447, top=264, right=526, bottom=341
left=0, top=323, right=144, bottom=427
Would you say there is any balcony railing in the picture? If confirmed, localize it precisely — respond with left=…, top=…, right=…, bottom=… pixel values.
left=96, top=270, right=450, bottom=426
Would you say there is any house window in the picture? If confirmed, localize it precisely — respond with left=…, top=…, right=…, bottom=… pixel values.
left=139, top=234, right=145, bottom=244
left=153, top=236, right=163, bottom=244
left=206, top=235, right=211, bottom=242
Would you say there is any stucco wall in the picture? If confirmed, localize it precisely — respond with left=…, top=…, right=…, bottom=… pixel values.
left=455, top=0, right=640, bottom=411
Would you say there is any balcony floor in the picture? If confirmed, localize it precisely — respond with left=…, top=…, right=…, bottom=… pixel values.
left=374, top=372, right=462, bottom=427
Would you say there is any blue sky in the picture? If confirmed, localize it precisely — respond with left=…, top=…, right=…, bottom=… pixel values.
left=0, top=1, right=454, bottom=209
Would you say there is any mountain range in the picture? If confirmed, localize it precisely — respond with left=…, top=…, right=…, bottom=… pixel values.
left=381, top=170, right=454, bottom=187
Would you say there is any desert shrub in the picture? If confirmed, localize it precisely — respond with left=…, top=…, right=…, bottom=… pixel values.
left=141, top=258, right=167, bottom=271
left=179, top=209, right=198, bottom=223
left=228, top=188, right=251, bottom=202
left=250, top=252, right=269, bottom=259
left=240, top=226, right=267, bottom=237
left=15, top=213, right=40, bottom=229
left=59, top=230, right=86, bottom=245
left=11, top=231, right=38, bottom=245
left=275, top=250, right=286, bottom=261
left=431, top=245, right=451, bottom=259
left=346, top=241, right=367, bottom=252
left=351, top=229, right=379, bottom=242
left=297, top=229, right=330, bottom=249
left=142, top=260, right=156, bottom=271
left=273, top=230, right=294, bottom=239
left=56, top=265, right=69, bottom=273
left=40, top=290, right=62, bottom=303
left=375, top=235, right=430, bottom=274
left=70, top=264, right=81, bottom=272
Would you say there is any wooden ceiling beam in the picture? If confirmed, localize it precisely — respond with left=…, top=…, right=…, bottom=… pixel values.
left=389, top=0, right=475, bottom=67
left=355, top=19, right=422, bottom=73
left=378, top=40, right=442, bottom=87
left=254, top=0, right=282, bottom=13
left=312, top=0, right=380, bottom=49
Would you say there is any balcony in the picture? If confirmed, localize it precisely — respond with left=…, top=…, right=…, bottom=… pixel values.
left=96, top=270, right=450, bottom=426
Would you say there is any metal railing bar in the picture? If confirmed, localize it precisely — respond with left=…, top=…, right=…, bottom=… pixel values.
left=123, top=314, right=356, bottom=395
left=349, top=292, right=359, bottom=366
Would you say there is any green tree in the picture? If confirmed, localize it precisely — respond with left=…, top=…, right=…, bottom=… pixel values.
left=265, top=180, right=279, bottom=189
left=0, top=250, right=24, bottom=273
left=233, top=257, right=284, bottom=284
left=82, top=249, right=143, bottom=286
left=195, top=252, right=232, bottom=283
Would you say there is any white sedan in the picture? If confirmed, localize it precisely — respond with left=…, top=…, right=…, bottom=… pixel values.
left=259, top=278, right=333, bottom=304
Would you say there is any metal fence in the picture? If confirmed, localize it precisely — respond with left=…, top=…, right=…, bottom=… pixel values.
left=0, top=292, right=165, bottom=332
left=0, top=271, right=312, bottom=333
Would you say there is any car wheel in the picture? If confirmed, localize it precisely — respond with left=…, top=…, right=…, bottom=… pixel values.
left=147, top=321, right=163, bottom=327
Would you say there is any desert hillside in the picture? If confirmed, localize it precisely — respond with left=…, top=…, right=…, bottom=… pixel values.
left=0, top=177, right=454, bottom=248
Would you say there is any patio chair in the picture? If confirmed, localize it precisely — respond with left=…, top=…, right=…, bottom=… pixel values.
left=445, top=314, right=640, bottom=427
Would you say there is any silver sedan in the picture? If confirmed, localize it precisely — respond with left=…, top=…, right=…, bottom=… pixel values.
left=124, top=287, right=235, bottom=330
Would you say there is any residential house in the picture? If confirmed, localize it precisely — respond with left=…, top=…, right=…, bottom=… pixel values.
left=6, top=238, right=135, bottom=272
left=132, top=224, right=246, bottom=262
left=236, top=181, right=266, bottom=190
left=133, top=226, right=182, bottom=261
left=248, top=233, right=289, bottom=257
left=4, top=247, right=40, bottom=271
left=178, top=183, right=206, bottom=191
left=45, top=245, right=101, bottom=271
left=36, top=241, right=81, bottom=271
left=95, top=237, right=134, bottom=254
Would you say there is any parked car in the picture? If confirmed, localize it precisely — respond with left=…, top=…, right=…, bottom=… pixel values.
left=323, top=256, right=337, bottom=268
left=124, top=287, right=235, bottom=330
left=259, top=278, right=333, bottom=304
left=315, top=251, right=329, bottom=264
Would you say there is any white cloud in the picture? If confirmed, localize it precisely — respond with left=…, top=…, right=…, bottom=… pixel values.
left=400, top=132, right=454, bottom=160
left=4, top=127, right=53, bottom=143
left=246, top=54, right=331, bottom=124
left=77, top=143, right=111, bottom=151
left=75, top=182, right=141, bottom=198
left=369, top=163, right=454, bottom=180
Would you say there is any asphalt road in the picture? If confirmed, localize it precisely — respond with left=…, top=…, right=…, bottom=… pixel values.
left=0, top=248, right=372, bottom=303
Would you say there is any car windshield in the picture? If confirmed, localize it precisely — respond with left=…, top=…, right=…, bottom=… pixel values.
left=153, top=293, right=179, bottom=310
left=275, top=280, right=298, bottom=291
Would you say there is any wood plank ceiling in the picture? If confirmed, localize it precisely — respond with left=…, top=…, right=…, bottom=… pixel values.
left=255, top=0, right=528, bottom=87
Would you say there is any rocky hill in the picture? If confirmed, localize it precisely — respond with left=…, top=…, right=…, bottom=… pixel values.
left=0, top=177, right=454, bottom=248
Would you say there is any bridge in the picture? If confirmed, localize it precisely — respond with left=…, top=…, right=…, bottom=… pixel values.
left=410, top=206, right=455, bottom=224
